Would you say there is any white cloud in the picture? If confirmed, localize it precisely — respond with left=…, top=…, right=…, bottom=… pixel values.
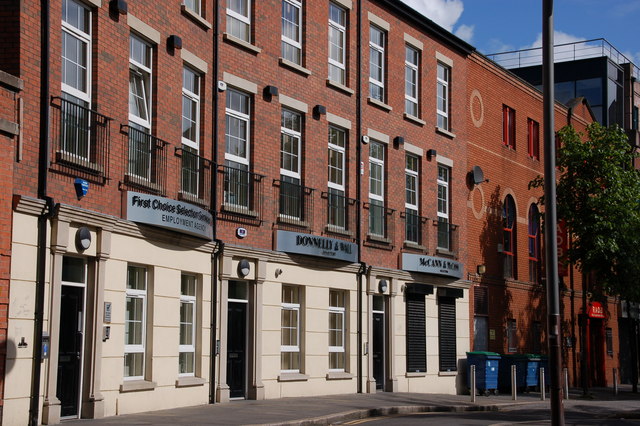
left=400, top=0, right=464, bottom=32
left=526, top=30, right=584, bottom=49
left=454, top=24, right=474, bottom=43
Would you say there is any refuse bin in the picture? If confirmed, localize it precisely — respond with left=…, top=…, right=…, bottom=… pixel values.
left=466, top=351, right=500, bottom=395
left=499, top=354, right=540, bottom=392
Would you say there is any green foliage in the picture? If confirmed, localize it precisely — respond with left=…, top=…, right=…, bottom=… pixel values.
left=530, top=123, right=640, bottom=301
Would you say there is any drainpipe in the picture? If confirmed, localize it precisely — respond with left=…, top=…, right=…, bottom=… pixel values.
left=30, top=1, right=52, bottom=425
left=209, top=0, right=221, bottom=405
left=355, top=0, right=363, bottom=394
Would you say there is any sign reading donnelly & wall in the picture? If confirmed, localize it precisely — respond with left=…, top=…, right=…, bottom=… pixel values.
left=125, top=191, right=213, bottom=240
left=277, top=230, right=358, bottom=263
left=402, top=253, right=463, bottom=279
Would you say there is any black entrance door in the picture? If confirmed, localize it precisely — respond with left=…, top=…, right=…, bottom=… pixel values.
left=372, top=312, right=385, bottom=390
left=227, top=302, right=247, bottom=398
left=57, top=285, right=84, bottom=418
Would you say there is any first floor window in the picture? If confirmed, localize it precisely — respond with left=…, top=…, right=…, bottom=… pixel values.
left=437, top=165, right=450, bottom=250
left=368, top=141, right=385, bottom=237
left=329, top=290, right=346, bottom=371
left=528, top=204, right=541, bottom=283
left=179, top=274, right=197, bottom=376
left=503, top=195, right=516, bottom=279
left=125, top=265, right=147, bottom=379
left=405, top=154, right=419, bottom=243
left=281, top=285, right=301, bottom=372
left=436, top=62, right=450, bottom=129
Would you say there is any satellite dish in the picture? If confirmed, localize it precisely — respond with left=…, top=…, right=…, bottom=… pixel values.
left=472, top=166, right=488, bottom=185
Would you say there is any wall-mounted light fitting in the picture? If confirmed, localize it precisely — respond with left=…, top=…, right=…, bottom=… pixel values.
left=313, top=104, right=326, bottom=116
left=238, top=259, right=251, bottom=277
left=477, top=264, right=486, bottom=275
left=275, top=268, right=283, bottom=278
left=393, top=136, right=404, bottom=148
left=109, top=0, right=128, bottom=15
left=427, top=148, right=437, bottom=160
left=168, top=35, right=183, bottom=50
left=75, top=227, right=92, bottom=251
left=264, top=85, right=279, bottom=97
left=378, top=279, right=388, bottom=293
left=361, top=135, right=370, bottom=144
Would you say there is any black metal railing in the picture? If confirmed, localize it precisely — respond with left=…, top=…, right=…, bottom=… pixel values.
left=364, top=202, right=395, bottom=244
left=401, top=210, right=429, bottom=248
left=175, top=146, right=212, bottom=207
left=434, top=219, right=459, bottom=257
left=121, top=124, right=168, bottom=194
left=273, top=179, right=314, bottom=228
left=217, top=164, right=264, bottom=219
left=50, top=96, right=111, bottom=181
left=321, top=191, right=358, bottom=239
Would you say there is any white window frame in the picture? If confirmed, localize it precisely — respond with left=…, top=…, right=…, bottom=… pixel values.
left=281, top=0, right=303, bottom=64
left=280, top=109, right=302, bottom=182
left=128, top=34, right=152, bottom=131
left=61, top=0, right=91, bottom=104
left=369, top=141, right=384, bottom=204
left=405, top=45, right=419, bottom=117
left=179, top=274, right=197, bottom=377
left=124, top=265, right=147, bottom=381
left=369, top=25, right=385, bottom=101
left=182, top=66, right=200, bottom=151
left=327, top=126, right=346, bottom=194
left=281, top=285, right=301, bottom=373
left=225, top=89, right=250, bottom=168
left=437, top=164, right=450, bottom=249
left=184, top=0, right=202, bottom=15
left=227, top=0, right=251, bottom=42
left=405, top=154, right=419, bottom=212
left=328, top=290, right=346, bottom=372
left=436, top=62, right=450, bottom=130
left=328, top=2, right=346, bottom=85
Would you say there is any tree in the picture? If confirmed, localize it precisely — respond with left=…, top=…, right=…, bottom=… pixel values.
left=531, top=123, right=640, bottom=301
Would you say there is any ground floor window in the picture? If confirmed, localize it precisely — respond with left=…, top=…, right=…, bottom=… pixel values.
left=281, top=285, right=301, bottom=372
left=406, top=294, right=426, bottom=373
left=438, top=296, right=457, bottom=372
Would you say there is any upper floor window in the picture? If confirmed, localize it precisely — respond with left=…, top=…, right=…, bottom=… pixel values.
left=503, top=195, right=516, bottom=279
left=405, top=46, right=419, bottom=117
left=280, top=109, right=303, bottom=219
left=62, top=0, right=91, bottom=104
left=368, top=141, right=385, bottom=236
left=328, top=3, right=346, bottom=85
left=405, top=154, right=420, bottom=244
left=528, top=204, right=541, bottom=283
left=182, top=66, right=200, bottom=150
left=224, top=89, right=251, bottom=209
left=129, top=35, right=152, bottom=131
left=184, top=0, right=202, bottom=15
left=282, top=0, right=302, bottom=65
left=528, top=118, right=540, bottom=159
left=328, top=126, right=347, bottom=229
left=503, top=105, right=516, bottom=149
left=436, top=63, right=450, bottom=130
left=227, top=0, right=250, bottom=42
left=369, top=25, right=385, bottom=101
left=437, top=165, right=451, bottom=250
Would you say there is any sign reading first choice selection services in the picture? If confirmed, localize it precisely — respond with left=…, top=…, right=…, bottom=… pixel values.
left=125, top=191, right=213, bottom=240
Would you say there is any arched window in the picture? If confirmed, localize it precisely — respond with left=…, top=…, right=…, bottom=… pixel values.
left=528, top=204, right=541, bottom=283
left=502, top=195, right=516, bottom=279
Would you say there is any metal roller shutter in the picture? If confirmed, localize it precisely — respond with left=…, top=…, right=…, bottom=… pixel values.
left=406, top=294, right=426, bottom=373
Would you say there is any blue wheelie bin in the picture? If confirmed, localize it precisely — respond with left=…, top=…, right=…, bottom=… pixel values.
left=466, top=351, right=500, bottom=396
left=499, top=354, right=540, bottom=393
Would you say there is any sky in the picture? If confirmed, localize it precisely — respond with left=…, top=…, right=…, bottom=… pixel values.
left=400, top=0, right=640, bottom=65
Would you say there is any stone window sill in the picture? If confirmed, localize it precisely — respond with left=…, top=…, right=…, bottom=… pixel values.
left=223, top=33, right=261, bottom=54
left=326, top=371, right=353, bottom=380
left=326, top=79, right=354, bottom=95
left=368, top=97, right=392, bottom=112
left=404, top=113, right=426, bottom=126
left=406, top=372, right=426, bottom=378
left=181, top=5, right=212, bottom=29
left=278, top=372, right=310, bottom=382
left=435, top=126, right=456, bottom=139
left=279, top=58, right=312, bottom=76
left=175, top=376, right=206, bottom=388
left=438, top=371, right=457, bottom=376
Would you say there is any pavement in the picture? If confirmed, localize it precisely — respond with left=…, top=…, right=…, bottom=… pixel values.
left=67, top=386, right=640, bottom=425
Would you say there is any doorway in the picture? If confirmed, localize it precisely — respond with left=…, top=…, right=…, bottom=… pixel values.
left=589, top=319, right=606, bottom=387
left=227, top=281, right=248, bottom=399
left=372, top=295, right=386, bottom=391
left=56, top=257, right=87, bottom=419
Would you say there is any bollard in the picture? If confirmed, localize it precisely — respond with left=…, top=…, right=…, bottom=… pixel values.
left=614, top=368, right=618, bottom=396
left=540, top=367, right=546, bottom=401
left=563, top=367, right=569, bottom=400
left=511, top=364, right=517, bottom=401
left=470, top=364, right=476, bottom=403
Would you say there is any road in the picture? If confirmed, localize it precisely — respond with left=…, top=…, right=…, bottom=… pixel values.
left=339, top=406, right=640, bottom=425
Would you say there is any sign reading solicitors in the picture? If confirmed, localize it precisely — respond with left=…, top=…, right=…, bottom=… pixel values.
left=277, top=230, right=358, bottom=263
left=402, top=253, right=463, bottom=279
left=126, top=191, right=213, bottom=240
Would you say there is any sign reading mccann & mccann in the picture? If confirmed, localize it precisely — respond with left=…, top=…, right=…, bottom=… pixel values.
left=277, top=230, right=358, bottom=263
left=125, top=191, right=213, bottom=240
left=402, top=253, right=463, bottom=279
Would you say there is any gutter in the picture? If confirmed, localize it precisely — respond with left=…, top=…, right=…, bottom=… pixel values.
left=356, top=0, right=363, bottom=394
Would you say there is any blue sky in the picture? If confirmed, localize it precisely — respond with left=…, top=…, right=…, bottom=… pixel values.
left=401, top=0, right=640, bottom=64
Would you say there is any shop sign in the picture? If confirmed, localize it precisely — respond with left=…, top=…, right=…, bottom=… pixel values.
left=125, top=191, right=213, bottom=240
left=402, top=253, right=463, bottom=279
left=276, top=230, right=357, bottom=263
left=588, top=301, right=606, bottom=319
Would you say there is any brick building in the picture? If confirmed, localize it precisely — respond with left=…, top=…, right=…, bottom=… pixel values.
left=0, top=0, right=620, bottom=425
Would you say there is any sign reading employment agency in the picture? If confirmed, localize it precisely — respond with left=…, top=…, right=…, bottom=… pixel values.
left=126, top=191, right=213, bottom=240
left=277, top=230, right=357, bottom=263
left=402, top=253, right=463, bottom=279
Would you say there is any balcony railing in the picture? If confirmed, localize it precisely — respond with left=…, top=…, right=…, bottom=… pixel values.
left=217, top=164, right=264, bottom=221
left=364, top=202, right=395, bottom=245
left=50, top=96, right=112, bottom=182
left=121, top=125, right=169, bottom=194
left=401, top=210, right=429, bottom=249
left=273, top=179, right=314, bottom=228
left=175, top=146, right=212, bottom=207
left=321, top=191, right=358, bottom=239
left=434, top=219, right=459, bottom=258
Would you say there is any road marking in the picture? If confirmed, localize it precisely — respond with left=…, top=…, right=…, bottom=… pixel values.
left=341, top=412, right=448, bottom=424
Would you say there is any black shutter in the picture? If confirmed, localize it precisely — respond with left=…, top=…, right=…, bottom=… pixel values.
left=438, top=296, right=457, bottom=372
left=406, top=294, right=426, bottom=373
